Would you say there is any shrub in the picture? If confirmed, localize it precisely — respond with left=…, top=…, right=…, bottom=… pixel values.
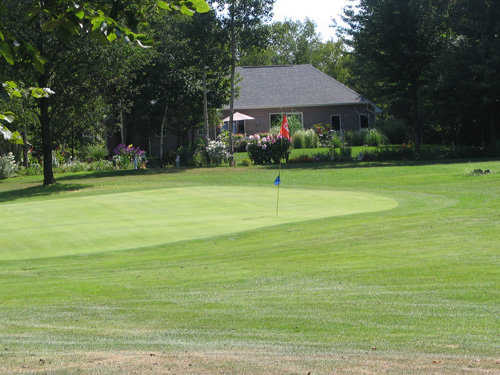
left=271, top=115, right=303, bottom=136
left=288, top=154, right=315, bottom=163
left=0, top=152, right=18, bottom=178
left=345, top=130, right=365, bottom=146
left=357, top=145, right=415, bottom=161
left=57, top=160, right=89, bottom=173
left=247, top=143, right=271, bottom=164
left=206, top=140, right=229, bottom=166
left=329, top=132, right=343, bottom=148
left=233, top=135, right=248, bottom=153
left=292, top=131, right=305, bottom=149
left=375, top=118, right=408, bottom=144
left=24, top=161, right=42, bottom=176
left=288, top=116, right=303, bottom=136
left=313, top=123, right=331, bottom=146
left=247, top=134, right=290, bottom=165
left=193, top=150, right=209, bottom=167
left=113, top=144, right=147, bottom=169
left=363, top=128, right=387, bottom=146
left=303, top=129, right=319, bottom=148
left=238, top=158, right=251, bottom=167
left=89, top=160, right=114, bottom=171
left=84, top=143, right=108, bottom=161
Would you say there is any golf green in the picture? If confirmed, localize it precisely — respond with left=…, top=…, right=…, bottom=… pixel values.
left=0, top=186, right=397, bottom=260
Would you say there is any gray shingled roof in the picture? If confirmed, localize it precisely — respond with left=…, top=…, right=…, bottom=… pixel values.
left=229, top=64, right=372, bottom=110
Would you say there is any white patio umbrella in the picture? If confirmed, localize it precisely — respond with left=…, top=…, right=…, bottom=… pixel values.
left=223, top=112, right=255, bottom=122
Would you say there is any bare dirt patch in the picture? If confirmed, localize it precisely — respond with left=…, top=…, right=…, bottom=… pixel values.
left=1, top=350, right=499, bottom=374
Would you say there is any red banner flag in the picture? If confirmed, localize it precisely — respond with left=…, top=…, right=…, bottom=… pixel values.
left=280, top=114, right=291, bottom=140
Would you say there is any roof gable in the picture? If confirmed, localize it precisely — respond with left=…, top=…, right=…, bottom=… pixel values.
left=232, top=64, right=370, bottom=110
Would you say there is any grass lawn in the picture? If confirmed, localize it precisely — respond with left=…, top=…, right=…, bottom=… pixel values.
left=0, top=161, right=499, bottom=374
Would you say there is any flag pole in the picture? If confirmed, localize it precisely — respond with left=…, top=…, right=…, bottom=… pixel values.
left=276, top=141, right=282, bottom=216
left=276, top=113, right=286, bottom=217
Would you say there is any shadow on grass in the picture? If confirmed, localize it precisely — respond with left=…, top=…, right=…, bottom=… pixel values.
left=56, top=167, right=185, bottom=182
left=0, top=183, right=90, bottom=203
left=263, top=157, right=500, bottom=170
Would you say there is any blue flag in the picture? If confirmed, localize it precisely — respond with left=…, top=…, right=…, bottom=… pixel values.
left=274, top=176, right=281, bottom=186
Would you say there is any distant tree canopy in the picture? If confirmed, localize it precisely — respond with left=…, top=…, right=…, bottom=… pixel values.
left=240, top=19, right=352, bottom=84
left=342, top=0, right=500, bottom=151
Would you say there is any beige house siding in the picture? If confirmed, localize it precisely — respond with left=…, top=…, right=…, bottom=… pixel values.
left=223, top=104, right=375, bottom=135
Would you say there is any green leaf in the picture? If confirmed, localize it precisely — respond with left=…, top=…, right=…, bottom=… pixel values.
left=75, top=9, right=85, bottom=19
left=0, top=30, right=4, bottom=41
left=2, top=81, right=22, bottom=98
left=11, top=131, right=24, bottom=145
left=191, top=0, right=210, bottom=13
left=0, top=41, right=14, bottom=65
left=157, top=1, right=171, bottom=10
left=107, top=32, right=117, bottom=42
left=0, top=112, right=15, bottom=123
left=30, top=87, right=47, bottom=99
left=180, top=5, right=195, bottom=16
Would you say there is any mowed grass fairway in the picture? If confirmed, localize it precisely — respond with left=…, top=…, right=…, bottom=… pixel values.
left=0, top=161, right=499, bottom=374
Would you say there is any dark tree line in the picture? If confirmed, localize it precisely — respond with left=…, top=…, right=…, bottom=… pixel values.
left=342, top=0, right=500, bottom=152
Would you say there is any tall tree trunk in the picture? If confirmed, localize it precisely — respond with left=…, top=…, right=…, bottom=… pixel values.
left=203, top=67, right=209, bottom=142
left=22, top=125, right=28, bottom=168
left=488, top=106, right=497, bottom=153
left=40, top=95, right=55, bottom=186
left=38, top=0, right=55, bottom=186
left=228, top=10, right=236, bottom=164
left=160, top=103, right=168, bottom=162
left=411, top=83, right=422, bottom=154
left=119, top=101, right=126, bottom=144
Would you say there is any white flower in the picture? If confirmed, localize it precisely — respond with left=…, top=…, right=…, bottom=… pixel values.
left=43, top=87, right=55, bottom=95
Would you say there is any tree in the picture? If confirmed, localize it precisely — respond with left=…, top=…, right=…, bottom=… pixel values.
left=342, top=0, right=448, bottom=152
left=125, top=10, right=230, bottom=161
left=0, top=0, right=209, bottom=185
left=211, top=0, right=275, bottom=158
left=240, top=19, right=352, bottom=84
left=435, top=0, right=500, bottom=151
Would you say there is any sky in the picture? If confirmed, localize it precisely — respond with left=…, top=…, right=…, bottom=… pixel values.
left=272, top=0, right=353, bottom=41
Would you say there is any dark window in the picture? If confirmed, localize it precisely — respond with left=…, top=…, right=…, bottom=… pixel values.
left=360, top=114, right=369, bottom=129
left=270, top=113, right=303, bottom=132
left=236, top=120, right=245, bottom=134
left=331, top=115, right=341, bottom=131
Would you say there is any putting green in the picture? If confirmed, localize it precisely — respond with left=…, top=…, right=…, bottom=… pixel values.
left=0, top=186, right=397, bottom=260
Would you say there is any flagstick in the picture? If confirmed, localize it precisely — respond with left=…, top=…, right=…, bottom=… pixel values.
left=276, top=113, right=288, bottom=217
left=276, top=154, right=282, bottom=217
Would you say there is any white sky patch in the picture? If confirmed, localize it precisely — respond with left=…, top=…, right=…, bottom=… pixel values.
left=272, top=0, right=355, bottom=41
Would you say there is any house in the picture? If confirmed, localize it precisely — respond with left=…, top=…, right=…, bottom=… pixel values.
left=222, top=64, right=379, bottom=135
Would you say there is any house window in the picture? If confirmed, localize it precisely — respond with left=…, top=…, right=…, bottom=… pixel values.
left=360, top=114, right=369, bottom=129
left=331, top=115, right=342, bottom=132
left=269, top=112, right=303, bottom=132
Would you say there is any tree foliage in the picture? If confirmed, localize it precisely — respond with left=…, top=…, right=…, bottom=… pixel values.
left=0, top=0, right=210, bottom=185
left=342, top=0, right=500, bottom=151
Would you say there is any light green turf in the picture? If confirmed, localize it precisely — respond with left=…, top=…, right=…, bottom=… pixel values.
left=0, top=161, right=499, bottom=373
left=0, top=186, right=396, bottom=260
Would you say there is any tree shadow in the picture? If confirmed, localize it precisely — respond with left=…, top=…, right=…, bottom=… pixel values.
left=264, top=157, right=500, bottom=170
left=0, top=183, right=90, bottom=203
left=56, top=168, right=186, bottom=182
